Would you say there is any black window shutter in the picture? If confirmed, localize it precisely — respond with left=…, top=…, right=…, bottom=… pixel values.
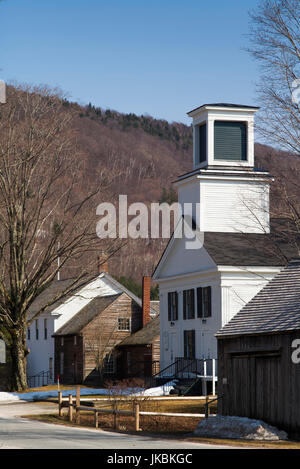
left=204, top=287, right=212, bottom=317
left=190, top=289, right=195, bottom=319
left=197, top=287, right=203, bottom=318
left=168, top=293, right=171, bottom=322
left=183, top=291, right=186, bottom=320
left=199, top=123, right=207, bottom=163
left=175, top=292, right=178, bottom=320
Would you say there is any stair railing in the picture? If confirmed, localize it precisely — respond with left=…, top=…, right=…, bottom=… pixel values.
left=27, top=369, right=50, bottom=388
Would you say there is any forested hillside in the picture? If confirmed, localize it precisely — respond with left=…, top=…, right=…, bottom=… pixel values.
left=4, top=88, right=300, bottom=285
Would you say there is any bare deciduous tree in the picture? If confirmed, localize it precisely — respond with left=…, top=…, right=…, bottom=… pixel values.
left=0, top=85, right=122, bottom=391
left=248, top=0, right=300, bottom=154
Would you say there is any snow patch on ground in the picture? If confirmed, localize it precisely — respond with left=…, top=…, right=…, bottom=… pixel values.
left=194, top=415, right=288, bottom=441
left=0, top=381, right=175, bottom=402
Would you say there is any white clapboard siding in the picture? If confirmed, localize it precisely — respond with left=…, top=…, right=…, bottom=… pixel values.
left=201, top=179, right=269, bottom=233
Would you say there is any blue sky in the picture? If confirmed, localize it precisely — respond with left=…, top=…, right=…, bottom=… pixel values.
left=0, top=0, right=261, bottom=124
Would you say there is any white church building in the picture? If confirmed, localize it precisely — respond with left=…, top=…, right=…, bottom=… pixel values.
left=153, top=103, right=294, bottom=371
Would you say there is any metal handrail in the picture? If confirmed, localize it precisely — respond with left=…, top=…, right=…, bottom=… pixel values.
left=204, top=394, right=223, bottom=418
left=148, top=358, right=201, bottom=389
left=27, top=369, right=50, bottom=388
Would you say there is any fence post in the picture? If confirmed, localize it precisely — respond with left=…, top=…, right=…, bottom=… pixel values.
left=58, top=391, right=63, bottom=417
left=68, top=394, right=73, bottom=422
left=134, top=402, right=140, bottom=431
left=212, top=359, right=216, bottom=396
left=113, top=401, right=117, bottom=430
left=94, top=411, right=99, bottom=429
left=205, top=395, right=209, bottom=419
left=75, top=386, right=81, bottom=424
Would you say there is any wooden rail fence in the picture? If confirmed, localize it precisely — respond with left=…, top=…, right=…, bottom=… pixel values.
left=57, top=386, right=209, bottom=431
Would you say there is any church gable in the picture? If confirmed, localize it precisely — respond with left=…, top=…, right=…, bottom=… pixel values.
left=154, top=233, right=217, bottom=279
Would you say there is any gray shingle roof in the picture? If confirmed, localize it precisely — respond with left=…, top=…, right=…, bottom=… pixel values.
left=203, top=230, right=297, bottom=267
left=216, top=259, right=300, bottom=338
left=27, top=278, right=81, bottom=319
left=53, top=294, right=121, bottom=336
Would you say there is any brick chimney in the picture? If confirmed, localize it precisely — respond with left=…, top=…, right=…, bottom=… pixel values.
left=142, top=276, right=151, bottom=327
left=98, top=251, right=109, bottom=274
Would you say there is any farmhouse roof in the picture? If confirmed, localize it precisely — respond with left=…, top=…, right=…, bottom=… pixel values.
left=28, top=272, right=157, bottom=323
left=27, top=278, right=81, bottom=319
left=53, top=294, right=121, bottom=336
left=216, top=259, right=300, bottom=338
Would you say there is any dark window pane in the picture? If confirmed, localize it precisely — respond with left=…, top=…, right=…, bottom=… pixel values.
left=183, top=289, right=195, bottom=319
left=199, top=124, right=206, bottom=163
left=168, top=292, right=178, bottom=321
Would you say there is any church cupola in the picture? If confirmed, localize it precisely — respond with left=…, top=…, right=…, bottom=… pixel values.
left=174, top=102, right=273, bottom=234
left=187, top=103, right=259, bottom=169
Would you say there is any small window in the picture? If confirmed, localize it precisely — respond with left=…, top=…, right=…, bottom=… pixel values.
left=74, top=336, right=77, bottom=346
left=184, top=330, right=195, bottom=359
left=35, top=320, right=39, bottom=340
left=61, top=337, right=64, bottom=347
left=118, top=318, right=131, bottom=331
left=168, top=292, right=178, bottom=321
left=44, top=318, right=47, bottom=340
left=197, top=287, right=212, bottom=318
left=104, top=354, right=115, bottom=374
left=183, top=289, right=195, bottom=320
left=27, top=327, right=30, bottom=340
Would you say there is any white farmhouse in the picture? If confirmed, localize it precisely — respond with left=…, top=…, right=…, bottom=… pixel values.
left=153, top=103, right=295, bottom=371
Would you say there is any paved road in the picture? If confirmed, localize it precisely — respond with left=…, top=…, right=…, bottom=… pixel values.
left=0, top=401, right=234, bottom=449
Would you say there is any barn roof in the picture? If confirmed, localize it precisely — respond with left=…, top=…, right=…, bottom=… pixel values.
left=216, top=259, right=300, bottom=338
left=117, top=316, right=160, bottom=346
left=53, top=294, right=121, bottom=336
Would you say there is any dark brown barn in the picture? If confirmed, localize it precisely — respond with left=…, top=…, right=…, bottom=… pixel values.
left=216, top=259, right=300, bottom=436
left=53, top=275, right=158, bottom=385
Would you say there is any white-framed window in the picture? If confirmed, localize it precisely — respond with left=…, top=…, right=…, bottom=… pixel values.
left=168, top=291, right=178, bottom=321
left=118, top=317, right=131, bottom=331
left=183, top=289, right=195, bottom=320
left=197, top=286, right=212, bottom=318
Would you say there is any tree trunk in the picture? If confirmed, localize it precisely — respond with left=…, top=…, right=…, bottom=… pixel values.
left=10, top=327, right=28, bottom=391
